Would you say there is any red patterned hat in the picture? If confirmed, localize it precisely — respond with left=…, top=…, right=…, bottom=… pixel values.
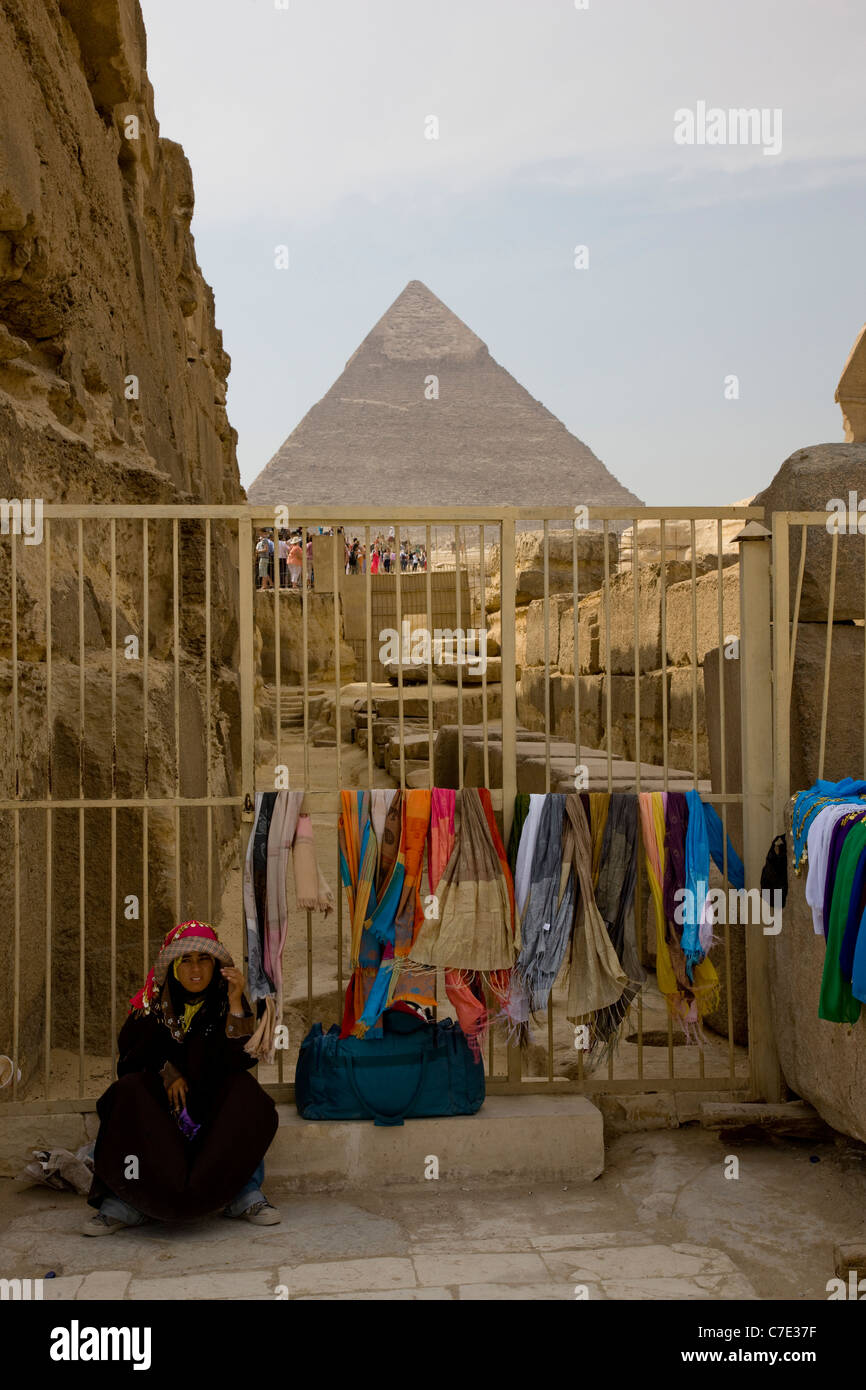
left=128, top=920, right=234, bottom=1014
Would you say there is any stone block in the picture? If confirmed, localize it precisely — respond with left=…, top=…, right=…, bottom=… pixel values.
left=524, top=594, right=570, bottom=668
left=752, top=443, right=866, bottom=619
left=789, top=622, right=865, bottom=790
left=665, top=567, right=740, bottom=667
left=559, top=594, right=601, bottom=676
left=486, top=530, right=617, bottom=611
left=608, top=562, right=695, bottom=674
left=266, top=1095, right=604, bottom=1188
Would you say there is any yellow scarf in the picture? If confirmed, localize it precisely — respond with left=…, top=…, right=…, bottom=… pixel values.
left=172, top=959, right=205, bottom=1032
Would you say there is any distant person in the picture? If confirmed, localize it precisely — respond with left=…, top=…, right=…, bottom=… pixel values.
left=278, top=532, right=289, bottom=588
left=306, top=534, right=314, bottom=589
left=288, top=536, right=303, bottom=589
left=256, top=532, right=272, bottom=590
left=370, top=546, right=380, bottom=576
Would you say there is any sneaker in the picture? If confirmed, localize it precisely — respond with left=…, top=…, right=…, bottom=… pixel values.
left=241, top=1199, right=281, bottom=1226
left=81, top=1212, right=130, bottom=1237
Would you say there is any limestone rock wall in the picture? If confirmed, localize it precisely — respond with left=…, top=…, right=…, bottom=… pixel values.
left=0, top=1, right=244, bottom=1078
left=517, top=562, right=740, bottom=777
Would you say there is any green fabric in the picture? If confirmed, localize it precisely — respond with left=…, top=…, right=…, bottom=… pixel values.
left=507, top=794, right=531, bottom=874
left=819, top=819, right=866, bottom=1023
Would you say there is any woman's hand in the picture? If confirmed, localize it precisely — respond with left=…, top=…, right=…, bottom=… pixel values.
left=166, top=1076, right=189, bottom=1114
left=221, top=966, right=246, bottom=1016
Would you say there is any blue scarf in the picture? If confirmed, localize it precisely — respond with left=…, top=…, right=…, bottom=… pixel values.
left=791, top=779, right=866, bottom=870
left=683, top=790, right=710, bottom=979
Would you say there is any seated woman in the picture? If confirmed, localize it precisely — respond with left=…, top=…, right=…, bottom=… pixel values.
left=83, top=920, right=280, bottom=1235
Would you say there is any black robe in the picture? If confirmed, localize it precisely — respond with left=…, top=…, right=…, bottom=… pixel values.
left=88, top=986, right=278, bottom=1223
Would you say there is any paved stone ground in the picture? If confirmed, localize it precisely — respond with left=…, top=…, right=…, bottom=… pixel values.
left=2, top=1127, right=865, bottom=1300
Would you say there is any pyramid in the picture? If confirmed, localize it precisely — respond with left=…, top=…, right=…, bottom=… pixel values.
left=248, top=280, right=643, bottom=515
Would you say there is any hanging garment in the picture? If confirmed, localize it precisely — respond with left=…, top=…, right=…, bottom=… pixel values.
left=591, top=792, right=644, bottom=1051
left=246, top=791, right=334, bottom=1062
left=851, top=900, right=866, bottom=1003
left=338, top=791, right=405, bottom=1038
left=513, top=794, right=546, bottom=918
left=588, top=794, right=610, bottom=890
left=638, top=791, right=719, bottom=1039
left=805, top=805, right=860, bottom=935
left=684, top=788, right=712, bottom=972
left=426, top=790, right=488, bottom=1053
left=760, top=834, right=789, bottom=914
left=791, top=778, right=866, bottom=870
left=819, top=815, right=866, bottom=1023
left=242, top=793, right=276, bottom=1003
left=839, top=842, right=866, bottom=983
left=383, top=790, right=435, bottom=1015
left=821, top=810, right=866, bottom=945
left=507, top=793, right=531, bottom=875
left=514, top=795, right=575, bottom=1012
left=595, top=793, right=643, bottom=985
left=241, top=792, right=334, bottom=1062
left=410, top=788, right=515, bottom=972
left=662, top=792, right=689, bottom=928
left=564, top=794, right=628, bottom=1039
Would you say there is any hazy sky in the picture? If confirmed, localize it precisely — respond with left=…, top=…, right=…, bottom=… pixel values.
left=139, top=0, right=866, bottom=501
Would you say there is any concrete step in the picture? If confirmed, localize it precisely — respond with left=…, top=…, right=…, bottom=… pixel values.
left=0, top=1095, right=604, bottom=1189
left=267, top=1095, right=604, bottom=1190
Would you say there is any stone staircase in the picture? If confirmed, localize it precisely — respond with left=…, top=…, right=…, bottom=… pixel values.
left=262, top=686, right=327, bottom=729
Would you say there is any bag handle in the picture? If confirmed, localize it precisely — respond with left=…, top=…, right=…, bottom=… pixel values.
left=346, top=1053, right=429, bottom=1127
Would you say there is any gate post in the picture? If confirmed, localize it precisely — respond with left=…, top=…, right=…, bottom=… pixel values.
left=238, top=515, right=256, bottom=822
left=499, top=510, right=520, bottom=1083
left=737, top=520, right=783, bottom=1101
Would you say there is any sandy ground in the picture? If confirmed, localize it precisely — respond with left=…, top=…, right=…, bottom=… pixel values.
left=2, top=1125, right=865, bottom=1300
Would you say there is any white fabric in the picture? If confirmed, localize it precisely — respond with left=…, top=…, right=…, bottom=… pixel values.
left=805, top=805, right=858, bottom=935
left=514, top=794, right=546, bottom=920
left=370, top=789, right=396, bottom=864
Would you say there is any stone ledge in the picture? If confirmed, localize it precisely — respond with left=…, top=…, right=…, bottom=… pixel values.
left=268, top=1094, right=604, bottom=1190
left=1, top=1095, right=604, bottom=1186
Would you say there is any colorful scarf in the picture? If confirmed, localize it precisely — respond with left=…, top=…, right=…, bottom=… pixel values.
left=565, top=794, right=628, bottom=1061
left=339, top=790, right=406, bottom=1038
left=791, top=778, right=866, bottom=870
left=428, top=790, right=487, bottom=1051
left=507, top=793, right=531, bottom=874
left=515, top=795, right=575, bottom=1011
left=242, top=791, right=333, bottom=1061
left=638, top=792, right=719, bottom=1040
left=583, top=794, right=643, bottom=1057
left=683, top=788, right=712, bottom=974
left=513, top=794, right=546, bottom=918
left=411, top=788, right=515, bottom=971
left=819, top=817, right=866, bottom=1024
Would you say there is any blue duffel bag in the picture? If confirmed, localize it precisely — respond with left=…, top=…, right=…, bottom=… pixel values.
left=295, top=1009, right=485, bottom=1126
